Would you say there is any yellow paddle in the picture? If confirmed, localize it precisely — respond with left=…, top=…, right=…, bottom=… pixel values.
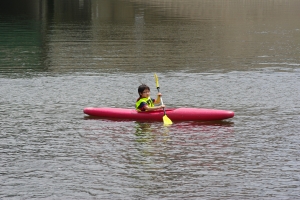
left=154, top=73, right=173, bottom=125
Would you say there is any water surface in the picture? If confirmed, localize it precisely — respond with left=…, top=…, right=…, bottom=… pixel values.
left=0, top=0, right=299, bottom=199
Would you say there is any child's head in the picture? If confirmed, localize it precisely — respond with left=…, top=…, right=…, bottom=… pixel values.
left=138, top=84, right=150, bottom=98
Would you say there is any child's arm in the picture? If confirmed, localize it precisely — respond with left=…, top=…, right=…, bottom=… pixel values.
left=144, top=104, right=165, bottom=111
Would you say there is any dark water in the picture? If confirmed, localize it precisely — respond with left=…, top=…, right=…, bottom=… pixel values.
left=1, top=0, right=299, bottom=199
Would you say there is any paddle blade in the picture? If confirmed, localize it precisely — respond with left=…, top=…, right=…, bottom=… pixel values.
left=163, top=114, right=173, bottom=125
left=154, top=73, right=159, bottom=88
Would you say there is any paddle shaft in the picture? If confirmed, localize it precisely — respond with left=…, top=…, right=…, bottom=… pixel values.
left=156, top=87, right=166, bottom=115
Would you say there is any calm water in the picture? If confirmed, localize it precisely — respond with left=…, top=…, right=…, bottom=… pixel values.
left=1, top=0, right=299, bottom=199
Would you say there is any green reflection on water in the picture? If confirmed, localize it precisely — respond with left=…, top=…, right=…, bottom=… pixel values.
left=0, top=20, right=44, bottom=74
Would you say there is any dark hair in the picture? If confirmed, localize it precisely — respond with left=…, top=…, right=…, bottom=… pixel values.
left=138, top=84, right=150, bottom=96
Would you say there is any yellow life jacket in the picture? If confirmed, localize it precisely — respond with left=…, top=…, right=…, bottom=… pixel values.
left=135, top=97, right=154, bottom=111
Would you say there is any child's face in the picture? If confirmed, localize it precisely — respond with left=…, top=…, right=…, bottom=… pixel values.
left=140, top=89, right=150, bottom=98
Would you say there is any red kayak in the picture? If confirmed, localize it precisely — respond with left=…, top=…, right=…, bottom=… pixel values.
left=83, top=107, right=234, bottom=121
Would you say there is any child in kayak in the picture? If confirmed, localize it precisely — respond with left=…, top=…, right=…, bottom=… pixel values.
left=136, top=84, right=165, bottom=112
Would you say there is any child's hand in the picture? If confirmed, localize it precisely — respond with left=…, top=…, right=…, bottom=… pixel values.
left=157, top=92, right=162, bottom=96
left=160, top=105, right=165, bottom=109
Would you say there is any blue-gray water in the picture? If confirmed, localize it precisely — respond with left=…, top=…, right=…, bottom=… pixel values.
left=0, top=0, right=299, bottom=199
